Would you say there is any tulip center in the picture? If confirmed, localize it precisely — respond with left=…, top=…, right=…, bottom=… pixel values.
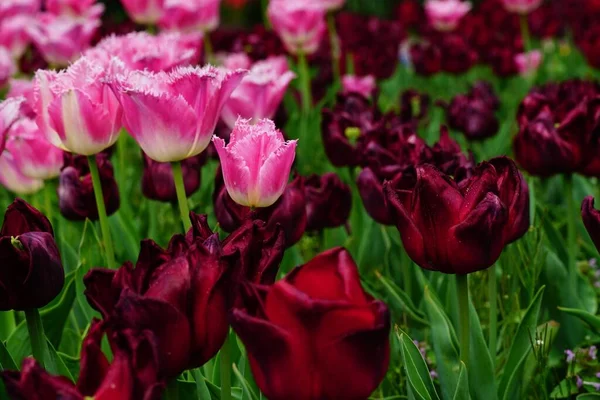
left=411, top=97, right=421, bottom=117
left=10, top=236, right=23, bottom=250
left=345, top=126, right=361, bottom=143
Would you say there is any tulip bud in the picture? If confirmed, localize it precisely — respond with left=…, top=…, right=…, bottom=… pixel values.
left=501, top=0, right=543, bottom=14
left=425, top=0, right=472, bottom=32
left=58, top=153, right=120, bottom=221
left=231, top=247, right=390, bottom=400
left=213, top=118, right=297, bottom=208
left=120, top=0, right=166, bottom=25
left=0, top=15, right=32, bottom=60
left=267, top=0, right=327, bottom=55
left=0, top=199, right=64, bottom=310
left=515, top=50, right=543, bottom=76
left=303, top=173, right=352, bottom=231
left=159, top=0, right=222, bottom=33
left=341, top=75, right=376, bottom=99
left=142, top=152, right=205, bottom=203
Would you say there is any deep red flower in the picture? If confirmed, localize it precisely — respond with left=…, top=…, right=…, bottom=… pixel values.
left=58, top=153, right=120, bottom=221
left=410, top=41, right=442, bottom=76
left=230, top=247, right=390, bottom=400
left=142, top=152, right=205, bottom=203
left=302, top=173, right=352, bottom=232
left=0, top=199, right=63, bottom=310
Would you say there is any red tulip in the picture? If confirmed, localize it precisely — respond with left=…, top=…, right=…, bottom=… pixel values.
left=231, top=247, right=390, bottom=400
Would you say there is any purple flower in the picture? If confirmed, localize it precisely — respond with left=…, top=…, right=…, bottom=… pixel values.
left=591, top=346, right=598, bottom=360
left=565, top=349, right=576, bottom=363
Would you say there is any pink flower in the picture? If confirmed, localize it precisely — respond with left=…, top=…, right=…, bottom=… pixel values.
left=26, top=13, right=100, bottom=66
left=221, top=56, right=295, bottom=129
left=218, top=52, right=252, bottom=70
left=5, top=118, right=63, bottom=180
left=0, top=97, right=25, bottom=154
left=501, top=0, right=542, bottom=14
left=342, top=74, right=376, bottom=98
left=425, top=0, right=471, bottom=31
left=45, top=0, right=104, bottom=18
left=0, top=0, right=40, bottom=21
left=514, top=50, right=542, bottom=76
left=85, top=31, right=202, bottom=73
left=318, top=0, right=345, bottom=11
left=7, top=79, right=35, bottom=118
left=110, top=65, right=245, bottom=162
left=159, top=0, right=221, bottom=33
left=213, top=118, right=297, bottom=208
left=0, top=15, right=32, bottom=59
left=0, top=47, right=16, bottom=87
left=120, top=0, right=166, bottom=25
left=267, top=0, right=326, bottom=55
left=0, top=152, right=44, bottom=194
left=33, top=57, right=123, bottom=155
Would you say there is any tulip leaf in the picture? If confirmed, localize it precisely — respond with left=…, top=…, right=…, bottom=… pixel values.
left=192, top=369, right=213, bottom=400
left=498, top=286, right=545, bottom=400
left=557, top=307, right=600, bottom=335
left=453, top=362, right=470, bottom=400
left=398, top=330, right=440, bottom=400
left=232, top=363, right=260, bottom=400
left=377, top=273, right=428, bottom=326
left=109, top=211, right=140, bottom=263
left=539, top=206, right=569, bottom=267
left=57, top=352, right=79, bottom=381
left=423, top=286, right=460, bottom=400
left=205, top=380, right=244, bottom=400
left=46, top=339, right=73, bottom=382
left=468, top=300, right=497, bottom=400
left=577, top=394, right=600, bottom=399
left=0, top=340, right=17, bottom=371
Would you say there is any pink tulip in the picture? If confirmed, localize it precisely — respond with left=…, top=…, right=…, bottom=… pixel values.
left=110, top=65, right=245, bottom=162
left=0, top=47, right=16, bottom=88
left=0, top=15, right=32, bottom=59
left=45, top=0, right=104, bottom=18
left=514, top=50, right=542, bottom=76
left=0, top=0, right=40, bottom=21
left=318, top=0, right=345, bottom=11
left=221, top=56, right=295, bottom=129
left=120, top=0, right=166, bottom=25
left=33, top=57, right=123, bottom=155
left=267, top=0, right=326, bottom=55
left=26, top=13, right=100, bottom=66
left=0, top=97, right=25, bottom=154
left=425, top=0, right=471, bottom=31
left=85, top=31, right=202, bottom=72
left=213, top=118, right=297, bottom=208
left=7, top=79, right=35, bottom=118
left=159, top=0, right=221, bottom=33
left=501, top=0, right=542, bottom=14
left=342, top=74, right=376, bottom=99
left=218, top=52, right=252, bottom=70
left=5, top=118, right=63, bottom=180
left=0, top=152, right=44, bottom=194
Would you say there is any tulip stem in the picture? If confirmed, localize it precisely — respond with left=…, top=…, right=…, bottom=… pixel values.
left=24, top=308, right=55, bottom=374
left=519, top=14, right=532, bottom=53
left=327, top=12, right=341, bottom=84
left=172, top=161, right=192, bottom=232
left=220, top=334, right=232, bottom=400
left=457, top=274, right=470, bottom=369
left=203, top=33, right=215, bottom=65
left=43, top=182, right=54, bottom=225
left=488, top=264, right=497, bottom=366
left=0, top=311, right=15, bottom=340
left=566, top=174, right=577, bottom=289
left=297, top=51, right=313, bottom=112
left=88, top=155, right=116, bottom=269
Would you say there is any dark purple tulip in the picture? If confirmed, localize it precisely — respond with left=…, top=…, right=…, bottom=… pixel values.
left=0, top=199, right=63, bottom=310
left=444, top=82, right=500, bottom=141
left=303, top=173, right=352, bottom=232
left=142, top=152, right=205, bottom=203
left=410, top=42, right=442, bottom=76
left=58, top=153, right=120, bottom=221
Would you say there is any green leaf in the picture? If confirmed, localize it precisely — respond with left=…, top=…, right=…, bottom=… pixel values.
left=397, top=330, right=440, bottom=400
left=377, top=273, right=428, bottom=326
left=192, top=368, right=212, bottom=400
left=232, top=364, right=260, bottom=400
left=557, top=307, right=600, bottom=334
left=46, top=340, right=73, bottom=382
left=0, top=341, right=17, bottom=370
left=577, top=394, right=600, bottom=399
left=58, top=352, right=80, bottom=380
left=453, top=362, right=470, bottom=400
left=498, top=286, right=545, bottom=400
left=550, top=379, right=578, bottom=399
left=468, top=300, right=497, bottom=400
left=423, top=286, right=460, bottom=400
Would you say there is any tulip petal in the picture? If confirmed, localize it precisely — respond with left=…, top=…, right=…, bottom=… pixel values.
left=1, top=198, right=53, bottom=237
left=213, top=136, right=252, bottom=206
left=77, top=319, right=111, bottom=396
left=256, top=139, right=297, bottom=207
left=144, top=257, right=191, bottom=314
left=83, top=268, right=119, bottom=317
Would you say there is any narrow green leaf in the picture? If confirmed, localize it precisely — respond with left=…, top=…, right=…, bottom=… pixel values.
left=498, top=286, right=545, bottom=400
left=192, top=368, right=212, bottom=400
left=452, top=362, right=470, bottom=400
left=468, top=301, right=497, bottom=400
left=577, top=394, right=600, bottom=399
left=46, top=340, right=73, bottom=382
left=398, top=331, right=440, bottom=400
left=232, top=364, right=260, bottom=400
left=0, top=341, right=17, bottom=371
left=558, top=307, right=600, bottom=334
left=377, top=274, right=428, bottom=326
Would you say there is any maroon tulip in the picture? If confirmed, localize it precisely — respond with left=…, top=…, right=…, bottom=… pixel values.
left=384, top=163, right=509, bottom=274
left=398, top=89, right=430, bottom=126
left=302, top=173, right=352, bottom=232
left=142, top=152, right=205, bottom=203
left=58, top=153, right=120, bottom=221
left=230, top=247, right=390, bottom=400
left=0, top=199, right=63, bottom=310
left=582, top=196, right=600, bottom=252
left=438, top=34, right=478, bottom=75
left=2, top=319, right=164, bottom=400
left=410, top=41, right=442, bottom=76
left=578, top=26, right=600, bottom=69
left=513, top=81, right=600, bottom=177
left=214, top=169, right=307, bottom=247
left=84, top=214, right=229, bottom=378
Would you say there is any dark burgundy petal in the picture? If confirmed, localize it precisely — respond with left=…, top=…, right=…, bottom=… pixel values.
left=77, top=319, right=110, bottom=396
left=1, top=199, right=53, bottom=237
left=83, top=268, right=118, bottom=317
left=304, top=173, right=352, bottom=231
left=2, top=358, right=80, bottom=399
left=144, top=257, right=191, bottom=314
left=357, top=167, right=392, bottom=225
left=141, top=153, right=203, bottom=203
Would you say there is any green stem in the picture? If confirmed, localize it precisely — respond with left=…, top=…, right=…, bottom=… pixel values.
left=402, top=255, right=412, bottom=300
left=327, top=12, right=341, bottom=84
left=220, top=334, right=232, bottom=400
left=24, top=308, right=56, bottom=373
left=0, top=311, right=15, bottom=340
left=566, top=174, right=577, bottom=289
left=457, top=274, right=470, bottom=369
left=519, top=14, right=532, bottom=53
left=488, top=264, right=497, bottom=367
left=43, top=182, right=53, bottom=225
left=165, top=380, right=179, bottom=400
left=88, top=155, right=115, bottom=269
left=117, top=132, right=127, bottom=187
left=261, top=0, right=270, bottom=29
left=171, top=161, right=192, bottom=231
left=203, top=33, right=215, bottom=65
left=297, top=51, right=313, bottom=112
